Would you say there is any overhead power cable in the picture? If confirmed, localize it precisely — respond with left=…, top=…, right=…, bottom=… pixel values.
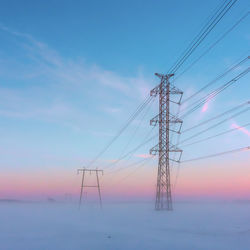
left=107, top=157, right=154, bottom=186
left=182, top=101, right=250, bottom=133
left=181, top=55, right=249, bottom=105
left=87, top=95, right=153, bottom=167
left=178, top=107, right=250, bottom=145
left=106, top=102, right=249, bottom=168
left=168, top=0, right=229, bottom=73
left=169, top=0, right=238, bottom=74
left=107, top=102, right=249, bottom=166
left=115, top=158, right=153, bottom=183
left=181, top=122, right=250, bottom=147
left=107, top=157, right=150, bottom=174
left=181, top=146, right=250, bottom=163
left=180, top=68, right=250, bottom=119
left=114, top=97, right=156, bottom=162
left=103, top=131, right=157, bottom=170
left=86, top=0, right=239, bottom=170
left=174, top=12, right=249, bottom=82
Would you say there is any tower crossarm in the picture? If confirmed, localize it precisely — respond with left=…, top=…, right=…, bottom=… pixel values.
left=150, top=84, right=161, bottom=97
left=150, top=143, right=182, bottom=154
left=150, top=73, right=174, bottom=97
left=150, top=113, right=183, bottom=126
left=149, top=144, right=160, bottom=155
left=150, top=84, right=183, bottom=97
left=150, top=78, right=183, bottom=105
left=169, top=84, right=183, bottom=95
left=169, top=144, right=182, bottom=152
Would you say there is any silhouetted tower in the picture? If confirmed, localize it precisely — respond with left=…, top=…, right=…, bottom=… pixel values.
left=77, top=168, right=103, bottom=208
left=150, top=73, right=183, bottom=210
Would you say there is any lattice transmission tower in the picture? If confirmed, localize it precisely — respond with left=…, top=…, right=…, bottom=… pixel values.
left=77, top=168, right=103, bottom=209
left=150, top=73, right=183, bottom=210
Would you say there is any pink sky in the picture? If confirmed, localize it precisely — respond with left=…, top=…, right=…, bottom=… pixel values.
left=1, top=158, right=250, bottom=201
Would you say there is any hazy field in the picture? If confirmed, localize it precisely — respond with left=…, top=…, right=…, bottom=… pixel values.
left=1, top=201, right=250, bottom=250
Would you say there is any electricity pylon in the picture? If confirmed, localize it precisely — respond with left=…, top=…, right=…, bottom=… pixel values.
left=150, top=73, right=183, bottom=211
left=77, top=168, right=104, bottom=208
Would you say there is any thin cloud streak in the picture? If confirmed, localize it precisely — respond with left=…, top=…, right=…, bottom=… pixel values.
left=231, top=123, right=250, bottom=137
left=0, top=24, right=151, bottom=96
left=135, top=154, right=153, bottom=159
left=0, top=24, right=153, bottom=133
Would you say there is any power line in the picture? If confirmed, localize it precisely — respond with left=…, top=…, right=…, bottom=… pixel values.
left=172, top=105, right=249, bottom=191
left=181, top=146, right=250, bottom=163
left=168, top=0, right=229, bottom=73
left=170, top=57, right=249, bottom=190
left=104, top=130, right=157, bottom=170
left=169, top=0, right=229, bottom=74
left=181, top=122, right=250, bottom=147
left=111, top=97, right=156, bottom=164
left=182, top=101, right=250, bottom=133
left=106, top=102, right=249, bottom=167
left=107, top=157, right=149, bottom=174
left=84, top=0, right=240, bottom=171
left=87, top=95, right=153, bottom=168
left=114, top=157, right=154, bottom=184
left=169, top=0, right=238, bottom=74
left=173, top=12, right=249, bottom=83
left=105, top=102, right=249, bottom=169
left=179, top=107, right=250, bottom=145
left=181, top=55, right=249, bottom=104
left=180, top=67, right=250, bottom=118
left=105, top=157, right=154, bottom=187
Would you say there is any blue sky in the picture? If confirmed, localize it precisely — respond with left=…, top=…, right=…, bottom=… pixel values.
left=0, top=0, right=249, bottom=199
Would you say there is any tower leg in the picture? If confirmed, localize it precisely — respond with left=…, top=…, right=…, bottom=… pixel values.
left=96, top=171, right=102, bottom=208
left=79, top=170, right=85, bottom=209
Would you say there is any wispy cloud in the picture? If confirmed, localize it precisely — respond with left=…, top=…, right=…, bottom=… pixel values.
left=0, top=24, right=152, bottom=95
left=135, top=154, right=153, bottom=159
left=231, top=123, right=250, bottom=137
left=202, top=101, right=209, bottom=112
left=102, top=106, right=121, bottom=114
left=91, top=130, right=115, bottom=137
left=0, top=25, right=153, bottom=133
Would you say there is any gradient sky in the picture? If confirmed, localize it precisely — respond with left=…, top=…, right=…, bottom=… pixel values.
left=0, top=0, right=249, bottom=201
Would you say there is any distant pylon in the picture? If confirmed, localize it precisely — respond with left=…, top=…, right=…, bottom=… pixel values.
left=77, top=168, right=104, bottom=208
left=150, top=73, right=183, bottom=211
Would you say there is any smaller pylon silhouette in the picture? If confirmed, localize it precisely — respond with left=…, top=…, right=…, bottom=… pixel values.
left=77, top=168, right=103, bottom=208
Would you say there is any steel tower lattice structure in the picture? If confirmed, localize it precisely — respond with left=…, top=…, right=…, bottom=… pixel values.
left=77, top=168, right=104, bottom=209
left=150, top=73, right=183, bottom=210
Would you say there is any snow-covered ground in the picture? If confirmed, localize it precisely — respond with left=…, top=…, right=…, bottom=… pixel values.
left=1, top=201, right=250, bottom=250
